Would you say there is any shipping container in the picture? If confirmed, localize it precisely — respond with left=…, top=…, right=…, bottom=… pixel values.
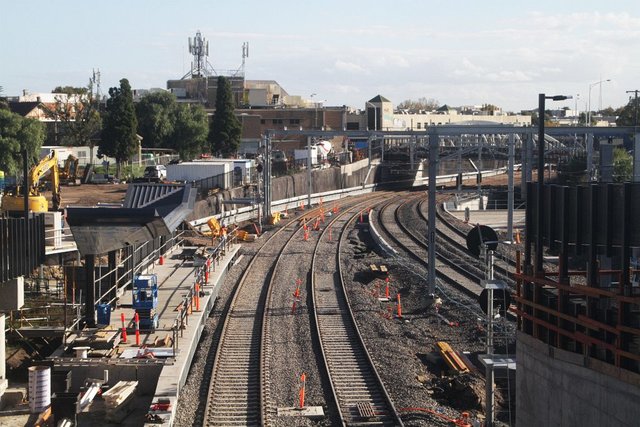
left=166, top=162, right=231, bottom=188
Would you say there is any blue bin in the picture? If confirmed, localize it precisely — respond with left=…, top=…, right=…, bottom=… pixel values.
left=96, top=303, right=111, bottom=325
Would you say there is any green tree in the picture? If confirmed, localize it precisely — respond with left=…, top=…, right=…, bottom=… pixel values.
left=168, top=103, right=209, bottom=160
left=209, top=76, right=241, bottom=156
left=613, top=147, right=633, bottom=182
left=0, top=110, right=46, bottom=176
left=616, top=96, right=640, bottom=127
left=42, top=85, right=102, bottom=159
left=99, top=78, right=138, bottom=178
left=135, top=91, right=176, bottom=148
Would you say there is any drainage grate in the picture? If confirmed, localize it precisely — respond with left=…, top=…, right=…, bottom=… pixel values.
left=356, top=401, right=376, bottom=418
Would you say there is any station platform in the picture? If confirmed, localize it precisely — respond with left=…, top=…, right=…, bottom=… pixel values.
left=48, top=240, right=240, bottom=426
left=443, top=198, right=525, bottom=231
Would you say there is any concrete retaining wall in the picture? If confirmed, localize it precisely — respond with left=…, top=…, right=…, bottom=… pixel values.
left=189, top=159, right=377, bottom=221
left=516, top=331, right=640, bottom=427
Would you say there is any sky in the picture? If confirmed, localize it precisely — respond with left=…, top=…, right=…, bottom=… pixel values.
left=1, top=1, right=639, bottom=112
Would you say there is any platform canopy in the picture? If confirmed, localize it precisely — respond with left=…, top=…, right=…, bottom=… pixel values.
left=66, top=183, right=196, bottom=255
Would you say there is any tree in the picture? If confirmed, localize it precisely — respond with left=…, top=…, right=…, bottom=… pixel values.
left=616, top=95, right=640, bottom=127
left=52, top=86, right=88, bottom=95
left=0, top=110, right=46, bottom=176
left=99, top=79, right=138, bottom=178
left=168, top=103, right=209, bottom=160
left=42, top=84, right=102, bottom=159
left=613, top=147, right=633, bottom=182
left=209, top=76, right=242, bottom=156
left=135, top=91, right=177, bottom=148
left=396, top=97, right=440, bottom=112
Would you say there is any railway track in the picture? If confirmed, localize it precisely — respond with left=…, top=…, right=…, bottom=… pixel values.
left=311, top=197, right=403, bottom=426
left=204, top=206, right=327, bottom=426
left=375, top=194, right=485, bottom=297
left=411, top=198, right=514, bottom=286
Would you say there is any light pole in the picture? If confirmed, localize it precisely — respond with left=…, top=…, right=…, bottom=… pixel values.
left=587, top=79, right=610, bottom=126
left=537, top=94, right=571, bottom=275
left=574, top=94, right=580, bottom=125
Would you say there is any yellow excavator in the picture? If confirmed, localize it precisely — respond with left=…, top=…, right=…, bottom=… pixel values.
left=60, top=154, right=80, bottom=184
left=1, top=150, right=61, bottom=213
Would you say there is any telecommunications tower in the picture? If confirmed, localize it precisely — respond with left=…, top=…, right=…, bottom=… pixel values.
left=183, top=31, right=213, bottom=79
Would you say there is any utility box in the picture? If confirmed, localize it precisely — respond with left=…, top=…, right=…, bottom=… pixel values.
left=132, top=274, right=158, bottom=330
left=0, top=276, right=24, bottom=311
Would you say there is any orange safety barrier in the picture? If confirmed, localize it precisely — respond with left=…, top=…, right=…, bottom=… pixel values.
left=134, top=312, right=140, bottom=346
left=121, top=313, right=127, bottom=343
left=159, top=255, right=164, bottom=265
left=195, top=283, right=200, bottom=311
left=299, top=373, right=306, bottom=408
left=385, top=281, right=390, bottom=299
left=397, top=294, right=402, bottom=318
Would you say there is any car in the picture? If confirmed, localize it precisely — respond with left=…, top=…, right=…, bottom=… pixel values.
left=143, top=165, right=167, bottom=182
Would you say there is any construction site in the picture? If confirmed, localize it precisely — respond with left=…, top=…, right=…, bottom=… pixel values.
left=0, top=125, right=639, bottom=426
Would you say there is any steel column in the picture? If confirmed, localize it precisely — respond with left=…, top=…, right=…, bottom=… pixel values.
left=427, top=127, right=438, bottom=296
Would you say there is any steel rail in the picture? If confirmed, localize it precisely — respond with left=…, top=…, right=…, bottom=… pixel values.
left=310, top=195, right=404, bottom=426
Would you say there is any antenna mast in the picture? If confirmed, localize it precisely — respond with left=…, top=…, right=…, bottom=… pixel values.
left=185, top=31, right=212, bottom=78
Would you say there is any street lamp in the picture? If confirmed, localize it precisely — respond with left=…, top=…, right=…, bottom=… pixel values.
left=365, top=101, right=378, bottom=131
left=573, top=94, right=580, bottom=125
left=587, top=79, right=611, bottom=126
left=536, top=93, right=572, bottom=275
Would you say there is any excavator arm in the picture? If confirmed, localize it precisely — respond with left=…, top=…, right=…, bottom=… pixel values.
left=1, top=150, right=61, bottom=213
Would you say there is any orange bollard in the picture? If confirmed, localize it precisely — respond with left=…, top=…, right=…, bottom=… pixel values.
left=385, top=281, right=390, bottom=299
left=299, top=373, right=306, bottom=408
left=397, top=294, right=402, bottom=318
left=304, top=231, right=309, bottom=241
left=159, top=255, right=164, bottom=265
left=195, top=283, right=200, bottom=311
left=120, top=313, right=127, bottom=343
left=134, top=312, right=140, bottom=346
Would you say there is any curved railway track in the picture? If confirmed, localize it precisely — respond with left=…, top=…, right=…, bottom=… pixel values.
left=311, top=196, right=404, bottom=426
left=412, top=198, right=514, bottom=286
left=375, top=194, right=485, bottom=297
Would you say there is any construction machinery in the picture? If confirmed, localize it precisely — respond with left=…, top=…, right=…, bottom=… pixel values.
left=60, top=154, right=80, bottom=184
left=1, top=150, right=61, bottom=213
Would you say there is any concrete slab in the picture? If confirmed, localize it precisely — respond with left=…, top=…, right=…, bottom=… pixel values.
left=277, top=406, right=325, bottom=418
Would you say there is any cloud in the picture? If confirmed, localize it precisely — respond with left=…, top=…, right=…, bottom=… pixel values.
left=333, top=60, right=368, bottom=74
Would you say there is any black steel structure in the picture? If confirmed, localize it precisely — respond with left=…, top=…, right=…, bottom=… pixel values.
left=0, top=214, right=45, bottom=283
left=519, top=182, right=640, bottom=372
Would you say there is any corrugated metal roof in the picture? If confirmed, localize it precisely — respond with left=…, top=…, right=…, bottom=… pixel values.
left=123, top=183, right=187, bottom=208
left=67, top=183, right=196, bottom=255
